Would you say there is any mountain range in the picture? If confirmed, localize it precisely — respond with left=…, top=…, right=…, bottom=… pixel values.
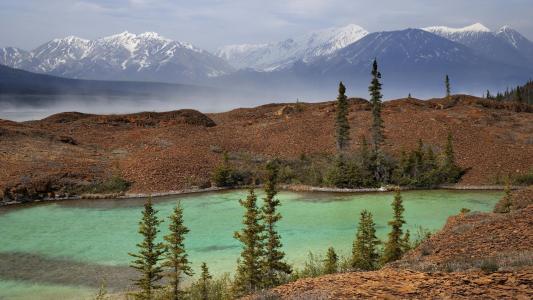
left=0, top=32, right=233, bottom=84
left=1, top=23, right=533, bottom=99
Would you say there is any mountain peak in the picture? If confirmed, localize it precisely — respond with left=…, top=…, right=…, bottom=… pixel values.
left=423, top=23, right=491, bottom=34
left=138, top=32, right=170, bottom=41
left=52, top=35, right=90, bottom=44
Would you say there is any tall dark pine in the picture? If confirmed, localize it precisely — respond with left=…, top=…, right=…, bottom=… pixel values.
left=129, top=197, right=165, bottom=300
left=233, top=189, right=266, bottom=296
left=262, top=161, right=292, bottom=288
left=163, top=202, right=193, bottom=300
left=369, top=59, right=384, bottom=152
left=335, top=81, right=350, bottom=152
left=445, top=75, right=451, bottom=99
left=381, top=190, right=407, bottom=264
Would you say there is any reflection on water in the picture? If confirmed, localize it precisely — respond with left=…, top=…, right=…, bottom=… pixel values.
left=0, top=189, right=502, bottom=299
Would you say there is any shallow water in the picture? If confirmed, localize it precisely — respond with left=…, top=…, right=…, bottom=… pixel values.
left=0, top=189, right=501, bottom=299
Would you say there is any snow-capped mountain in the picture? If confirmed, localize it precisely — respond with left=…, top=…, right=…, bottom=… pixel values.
left=0, top=32, right=234, bottom=84
left=219, top=28, right=533, bottom=99
left=495, top=26, right=533, bottom=62
left=422, top=23, right=527, bottom=66
left=216, top=24, right=368, bottom=70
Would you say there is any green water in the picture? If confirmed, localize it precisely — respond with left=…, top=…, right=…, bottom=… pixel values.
left=0, top=190, right=501, bottom=299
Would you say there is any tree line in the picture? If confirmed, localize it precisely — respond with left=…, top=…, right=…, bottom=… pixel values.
left=485, top=79, right=533, bottom=105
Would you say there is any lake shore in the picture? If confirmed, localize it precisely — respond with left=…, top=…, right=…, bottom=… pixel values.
left=0, top=184, right=516, bottom=207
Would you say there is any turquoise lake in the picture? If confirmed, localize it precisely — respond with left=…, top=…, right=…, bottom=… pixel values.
left=0, top=189, right=501, bottom=299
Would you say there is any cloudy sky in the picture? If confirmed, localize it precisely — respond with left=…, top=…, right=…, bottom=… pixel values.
left=1, top=0, right=532, bottom=51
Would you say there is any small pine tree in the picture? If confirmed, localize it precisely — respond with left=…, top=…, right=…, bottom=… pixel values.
left=335, top=82, right=350, bottom=152
left=163, top=201, right=193, bottom=300
left=323, top=247, right=338, bottom=274
left=199, top=262, right=212, bottom=300
left=381, top=190, right=407, bottom=264
left=369, top=59, right=384, bottom=152
left=129, top=197, right=165, bottom=300
left=352, top=210, right=380, bottom=271
left=445, top=75, right=451, bottom=99
left=262, top=161, right=292, bottom=288
left=213, top=152, right=235, bottom=187
left=233, top=189, right=266, bottom=296
left=498, top=179, right=513, bottom=213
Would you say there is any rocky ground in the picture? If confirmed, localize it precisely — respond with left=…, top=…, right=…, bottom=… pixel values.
left=268, top=269, right=532, bottom=299
left=1, top=95, right=532, bottom=202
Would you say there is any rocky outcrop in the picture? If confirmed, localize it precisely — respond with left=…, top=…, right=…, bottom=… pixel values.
left=265, top=269, right=533, bottom=299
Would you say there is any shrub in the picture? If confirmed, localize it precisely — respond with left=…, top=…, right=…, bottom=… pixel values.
left=76, top=175, right=131, bottom=195
left=513, top=170, right=533, bottom=185
left=479, top=259, right=499, bottom=273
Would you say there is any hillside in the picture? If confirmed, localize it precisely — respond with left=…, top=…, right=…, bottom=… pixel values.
left=1, top=95, right=532, bottom=202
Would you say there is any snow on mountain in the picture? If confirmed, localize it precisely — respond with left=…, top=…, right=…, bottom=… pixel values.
left=423, top=23, right=491, bottom=36
left=0, top=32, right=233, bottom=84
left=0, top=47, right=30, bottom=68
left=496, top=26, right=533, bottom=62
left=216, top=24, right=368, bottom=70
left=423, top=23, right=527, bottom=66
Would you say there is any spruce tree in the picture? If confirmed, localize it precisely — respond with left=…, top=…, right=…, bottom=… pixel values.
left=444, top=133, right=455, bottom=168
left=352, top=210, right=380, bottom=271
left=262, top=161, right=291, bottom=288
left=381, top=190, right=407, bottom=264
left=335, top=81, right=350, bottom=152
left=369, top=59, right=384, bottom=151
left=199, top=262, right=212, bottom=300
left=445, top=75, right=451, bottom=99
left=323, top=247, right=338, bottom=274
left=129, top=197, right=165, bottom=300
left=233, top=188, right=266, bottom=296
left=163, top=201, right=193, bottom=300
left=516, top=86, right=523, bottom=103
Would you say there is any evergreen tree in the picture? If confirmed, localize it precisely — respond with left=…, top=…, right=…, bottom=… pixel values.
left=516, top=86, right=523, bottom=103
left=323, top=247, right=338, bottom=274
left=352, top=210, right=380, bottom=270
left=358, top=135, right=375, bottom=187
left=335, top=81, right=350, bottom=152
left=213, top=152, right=234, bottom=187
left=381, top=190, right=407, bottom=264
left=129, top=197, right=165, bottom=300
left=441, top=132, right=462, bottom=182
left=199, top=262, right=212, bottom=300
left=261, top=161, right=292, bottom=288
left=499, top=179, right=513, bottom=213
left=233, top=189, right=266, bottom=296
left=445, top=75, right=451, bottom=99
left=369, top=59, right=384, bottom=152
left=444, top=133, right=455, bottom=168
left=486, top=90, right=492, bottom=99
left=163, top=202, right=193, bottom=300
